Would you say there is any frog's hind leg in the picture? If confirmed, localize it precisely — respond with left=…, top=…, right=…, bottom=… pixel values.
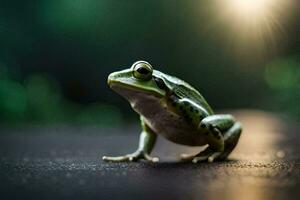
left=181, top=121, right=242, bottom=163
left=217, top=122, right=242, bottom=160
left=181, top=115, right=242, bottom=163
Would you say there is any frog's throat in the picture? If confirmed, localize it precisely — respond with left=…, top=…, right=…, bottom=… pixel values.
left=110, top=81, right=170, bottom=118
left=108, top=81, right=165, bottom=99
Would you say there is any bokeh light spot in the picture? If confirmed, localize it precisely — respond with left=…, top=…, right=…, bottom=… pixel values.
left=0, top=80, right=27, bottom=119
left=265, top=58, right=300, bottom=90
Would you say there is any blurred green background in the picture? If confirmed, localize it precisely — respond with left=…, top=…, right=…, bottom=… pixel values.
left=0, top=0, right=299, bottom=126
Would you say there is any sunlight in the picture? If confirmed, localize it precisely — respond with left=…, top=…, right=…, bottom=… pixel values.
left=229, top=0, right=269, bottom=17
left=215, top=0, right=293, bottom=59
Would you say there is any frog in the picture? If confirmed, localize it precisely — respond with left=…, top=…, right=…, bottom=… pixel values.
left=103, top=61, right=242, bottom=163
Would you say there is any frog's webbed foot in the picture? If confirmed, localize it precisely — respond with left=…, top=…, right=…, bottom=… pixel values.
left=102, top=150, right=159, bottom=163
left=192, top=152, right=222, bottom=163
left=180, top=147, right=222, bottom=163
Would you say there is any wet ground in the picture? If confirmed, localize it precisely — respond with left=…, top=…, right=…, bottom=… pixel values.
left=0, top=110, right=300, bottom=200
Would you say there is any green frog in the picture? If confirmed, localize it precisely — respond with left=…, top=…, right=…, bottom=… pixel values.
left=103, top=61, right=242, bottom=163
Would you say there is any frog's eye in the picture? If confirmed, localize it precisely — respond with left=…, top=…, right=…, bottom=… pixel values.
left=132, top=61, right=153, bottom=81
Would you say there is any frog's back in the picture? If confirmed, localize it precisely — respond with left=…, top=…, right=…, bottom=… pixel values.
left=154, top=70, right=214, bottom=115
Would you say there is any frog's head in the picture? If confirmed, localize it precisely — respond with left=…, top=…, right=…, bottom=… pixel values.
left=108, top=61, right=168, bottom=103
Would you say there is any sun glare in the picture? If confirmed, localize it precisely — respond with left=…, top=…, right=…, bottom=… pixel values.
left=215, top=0, right=293, bottom=58
left=226, top=0, right=276, bottom=26
left=230, top=0, right=268, bottom=16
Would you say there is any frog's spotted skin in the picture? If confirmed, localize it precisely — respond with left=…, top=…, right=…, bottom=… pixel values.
left=103, top=61, right=242, bottom=163
left=166, top=95, right=224, bottom=151
left=167, top=96, right=206, bottom=127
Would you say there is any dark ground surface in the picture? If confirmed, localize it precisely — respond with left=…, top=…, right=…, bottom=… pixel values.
left=0, top=110, right=300, bottom=200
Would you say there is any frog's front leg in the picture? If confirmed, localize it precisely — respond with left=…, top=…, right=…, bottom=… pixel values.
left=181, top=114, right=242, bottom=163
left=102, top=117, right=159, bottom=163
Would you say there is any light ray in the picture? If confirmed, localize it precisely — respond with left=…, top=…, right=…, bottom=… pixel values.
left=215, top=0, right=294, bottom=61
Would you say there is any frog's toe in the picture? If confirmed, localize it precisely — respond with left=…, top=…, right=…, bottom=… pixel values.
left=181, top=153, right=212, bottom=163
left=192, top=156, right=208, bottom=163
left=191, top=152, right=223, bottom=163
left=208, top=152, right=222, bottom=162
left=144, top=154, right=160, bottom=163
left=102, top=155, right=133, bottom=162
left=181, top=146, right=224, bottom=163
left=180, top=153, right=196, bottom=161
left=102, top=151, right=159, bottom=163
left=102, top=151, right=141, bottom=162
